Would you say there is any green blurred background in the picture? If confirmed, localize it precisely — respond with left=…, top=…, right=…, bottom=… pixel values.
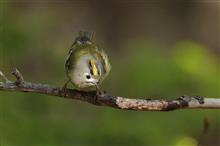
left=0, top=1, right=219, bottom=146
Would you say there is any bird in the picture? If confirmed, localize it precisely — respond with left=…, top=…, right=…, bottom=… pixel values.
left=64, top=31, right=111, bottom=94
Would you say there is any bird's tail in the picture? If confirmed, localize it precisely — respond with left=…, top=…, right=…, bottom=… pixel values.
left=75, top=31, right=95, bottom=44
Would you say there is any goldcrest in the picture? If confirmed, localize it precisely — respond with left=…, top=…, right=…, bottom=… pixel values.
left=64, top=31, right=111, bottom=91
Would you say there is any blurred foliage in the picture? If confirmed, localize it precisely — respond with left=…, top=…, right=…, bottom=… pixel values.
left=0, top=1, right=219, bottom=146
left=173, top=137, right=197, bottom=146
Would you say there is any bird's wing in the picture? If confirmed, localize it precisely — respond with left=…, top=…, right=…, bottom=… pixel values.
left=95, top=47, right=111, bottom=82
left=64, top=47, right=73, bottom=73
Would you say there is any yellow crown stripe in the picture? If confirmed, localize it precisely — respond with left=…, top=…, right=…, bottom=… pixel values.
left=89, top=59, right=98, bottom=76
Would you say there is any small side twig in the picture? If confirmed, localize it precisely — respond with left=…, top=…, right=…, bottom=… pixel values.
left=12, top=68, right=24, bottom=85
left=197, top=117, right=210, bottom=146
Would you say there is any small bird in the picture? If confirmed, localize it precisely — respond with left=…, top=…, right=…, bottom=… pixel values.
left=64, top=31, right=111, bottom=93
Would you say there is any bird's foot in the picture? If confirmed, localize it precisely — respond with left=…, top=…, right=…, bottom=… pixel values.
left=91, top=89, right=106, bottom=105
left=62, top=80, right=70, bottom=97
left=62, top=86, right=68, bottom=97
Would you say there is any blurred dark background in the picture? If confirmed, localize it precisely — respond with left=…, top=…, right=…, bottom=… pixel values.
left=0, top=0, right=219, bottom=146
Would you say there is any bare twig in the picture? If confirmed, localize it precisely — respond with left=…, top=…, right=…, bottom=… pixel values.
left=0, top=69, right=219, bottom=111
left=197, top=117, right=211, bottom=146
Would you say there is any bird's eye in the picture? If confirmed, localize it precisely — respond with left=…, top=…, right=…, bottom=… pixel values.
left=86, top=75, right=91, bottom=79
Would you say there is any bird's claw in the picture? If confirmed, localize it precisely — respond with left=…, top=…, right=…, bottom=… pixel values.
left=62, top=80, right=70, bottom=97
left=62, top=86, right=68, bottom=97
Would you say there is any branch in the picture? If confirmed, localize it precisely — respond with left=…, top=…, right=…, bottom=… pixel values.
left=0, top=69, right=219, bottom=111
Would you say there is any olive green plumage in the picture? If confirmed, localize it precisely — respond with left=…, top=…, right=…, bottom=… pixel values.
left=64, top=31, right=111, bottom=90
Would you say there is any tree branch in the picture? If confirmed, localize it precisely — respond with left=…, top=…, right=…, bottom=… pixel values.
left=0, top=69, right=219, bottom=111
